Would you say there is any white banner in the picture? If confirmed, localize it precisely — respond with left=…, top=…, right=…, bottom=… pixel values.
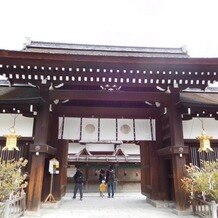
left=135, top=119, right=156, bottom=140
left=63, top=117, right=81, bottom=140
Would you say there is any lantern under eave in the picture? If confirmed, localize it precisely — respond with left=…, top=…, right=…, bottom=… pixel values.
left=196, top=130, right=213, bottom=153
left=3, top=128, right=20, bottom=151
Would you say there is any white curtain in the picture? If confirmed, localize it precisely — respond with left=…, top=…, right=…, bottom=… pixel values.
left=59, top=117, right=156, bottom=141
left=117, top=119, right=134, bottom=140
left=81, top=118, right=98, bottom=140
left=135, top=119, right=156, bottom=140
left=100, top=119, right=116, bottom=140
left=63, top=117, right=81, bottom=140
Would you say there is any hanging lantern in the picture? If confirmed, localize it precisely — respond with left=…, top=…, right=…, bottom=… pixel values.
left=3, top=127, right=20, bottom=151
left=3, top=114, right=20, bottom=151
left=196, top=130, right=213, bottom=152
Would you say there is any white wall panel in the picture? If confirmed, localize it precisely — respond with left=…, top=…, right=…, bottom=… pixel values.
left=120, top=143, right=140, bottom=154
left=183, top=118, right=218, bottom=139
left=86, top=143, right=114, bottom=152
left=68, top=142, right=84, bottom=153
left=68, top=142, right=114, bottom=153
left=0, top=114, right=33, bottom=137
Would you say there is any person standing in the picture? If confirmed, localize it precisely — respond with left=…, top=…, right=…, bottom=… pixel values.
left=99, top=169, right=105, bottom=184
left=98, top=169, right=106, bottom=196
left=106, top=165, right=115, bottom=198
left=99, top=180, right=107, bottom=197
left=72, top=167, right=84, bottom=200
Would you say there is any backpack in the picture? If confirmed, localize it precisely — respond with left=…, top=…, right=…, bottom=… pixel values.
left=108, top=170, right=115, bottom=182
left=75, top=173, right=83, bottom=183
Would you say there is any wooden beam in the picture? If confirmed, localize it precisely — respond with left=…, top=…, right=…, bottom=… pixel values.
left=1, top=51, right=218, bottom=90
left=1, top=49, right=218, bottom=66
left=50, top=90, right=171, bottom=102
left=54, top=106, right=159, bottom=118
left=157, top=146, right=189, bottom=156
left=29, top=144, right=56, bottom=155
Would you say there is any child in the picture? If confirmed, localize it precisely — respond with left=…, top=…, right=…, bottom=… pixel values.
left=99, top=180, right=107, bottom=197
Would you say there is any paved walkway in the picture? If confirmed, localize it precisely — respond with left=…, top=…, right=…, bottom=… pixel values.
left=23, top=193, right=195, bottom=218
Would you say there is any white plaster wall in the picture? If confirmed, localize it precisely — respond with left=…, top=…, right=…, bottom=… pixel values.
left=68, top=142, right=140, bottom=155
left=0, top=114, right=33, bottom=137
left=86, top=143, right=114, bottom=152
left=120, top=143, right=140, bottom=155
left=68, top=143, right=84, bottom=154
left=183, top=118, right=218, bottom=139
left=68, top=142, right=114, bottom=154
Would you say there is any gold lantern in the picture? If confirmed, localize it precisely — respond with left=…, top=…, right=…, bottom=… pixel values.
left=196, top=130, right=213, bottom=152
left=3, top=127, right=20, bottom=151
left=3, top=114, right=20, bottom=151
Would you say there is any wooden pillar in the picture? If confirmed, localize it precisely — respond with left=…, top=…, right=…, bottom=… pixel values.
left=41, top=112, right=59, bottom=201
left=159, top=158, right=171, bottom=200
left=149, top=141, right=159, bottom=199
left=27, top=89, right=50, bottom=211
left=169, top=92, right=189, bottom=210
left=140, top=141, right=150, bottom=197
left=52, top=139, right=69, bottom=200
left=156, top=116, right=170, bottom=200
left=140, top=116, right=163, bottom=200
left=140, top=140, right=161, bottom=199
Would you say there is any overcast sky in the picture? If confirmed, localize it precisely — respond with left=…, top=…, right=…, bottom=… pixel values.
left=0, top=0, right=218, bottom=57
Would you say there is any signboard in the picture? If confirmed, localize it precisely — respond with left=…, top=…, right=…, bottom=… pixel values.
left=49, top=158, right=60, bottom=174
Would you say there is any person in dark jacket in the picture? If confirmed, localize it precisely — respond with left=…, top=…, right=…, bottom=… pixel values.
left=99, top=169, right=105, bottom=184
left=106, top=165, right=115, bottom=198
left=72, top=167, right=84, bottom=200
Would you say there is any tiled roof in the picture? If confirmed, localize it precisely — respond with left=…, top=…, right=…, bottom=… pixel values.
left=0, top=87, right=43, bottom=104
left=23, top=40, right=189, bottom=58
left=180, top=92, right=218, bottom=106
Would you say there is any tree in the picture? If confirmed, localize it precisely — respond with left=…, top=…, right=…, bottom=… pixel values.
left=181, top=160, right=218, bottom=202
left=0, top=158, right=28, bottom=202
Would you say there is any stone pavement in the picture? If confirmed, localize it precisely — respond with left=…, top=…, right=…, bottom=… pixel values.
left=23, top=193, right=196, bottom=218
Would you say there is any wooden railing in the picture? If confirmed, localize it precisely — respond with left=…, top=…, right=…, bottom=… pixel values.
left=192, top=197, right=217, bottom=218
left=1, top=192, right=26, bottom=218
